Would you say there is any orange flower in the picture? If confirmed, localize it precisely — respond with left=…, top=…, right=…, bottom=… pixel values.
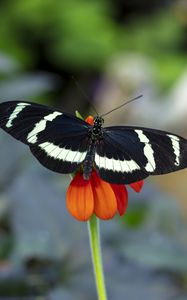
left=66, top=115, right=144, bottom=221
left=66, top=169, right=143, bottom=221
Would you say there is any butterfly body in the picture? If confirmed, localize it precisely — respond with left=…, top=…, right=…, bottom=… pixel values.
left=0, top=100, right=187, bottom=185
left=83, top=116, right=104, bottom=179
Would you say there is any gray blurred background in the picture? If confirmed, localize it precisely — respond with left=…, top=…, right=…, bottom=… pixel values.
left=0, top=0, right=187, bottom=299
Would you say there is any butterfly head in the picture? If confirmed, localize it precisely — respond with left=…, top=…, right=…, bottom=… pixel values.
left=93, top=116, right=104, bottom=127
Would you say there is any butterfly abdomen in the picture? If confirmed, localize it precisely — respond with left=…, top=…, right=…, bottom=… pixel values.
left=83, top=141, right=96, bottom=180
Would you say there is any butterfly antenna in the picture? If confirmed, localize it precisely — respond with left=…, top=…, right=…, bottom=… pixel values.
left=100, top=94, right=143, bottom=117
left=72, top=76, right=98, bottom=116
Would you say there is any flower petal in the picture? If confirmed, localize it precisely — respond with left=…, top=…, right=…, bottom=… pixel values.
left=91, top=171, right=117, bottom=220
left=66, top=173, right=94, bottom=221
left=85, top=115, right=94, bottom=125
left=130, top=180, right=144, bottom=193
left=111, top=184, right=128, bottom=216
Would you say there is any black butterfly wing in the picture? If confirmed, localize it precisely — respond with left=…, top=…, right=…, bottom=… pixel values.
left=95, top=126, right=187, bottom=184
left=2, top=101, right=187, bottom=183
left=0, top=101, right=90, bottom=173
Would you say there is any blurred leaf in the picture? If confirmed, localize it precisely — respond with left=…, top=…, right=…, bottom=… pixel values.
left=155, top=55, right=187, bottom=91
left=52, top=1, right=120, bottom=70
left=123, top=11, right=183, bottom=56
left=122, top=11, right=187, bottom=89
left=0, top=0, right=120, bottom=70
left=0, top=280, right=29, bottom=296
left=0, top=236, right=13, bottom=260
left=0, top=0, right=186, bottom=83
left=123, top=202, right=148, bottom=228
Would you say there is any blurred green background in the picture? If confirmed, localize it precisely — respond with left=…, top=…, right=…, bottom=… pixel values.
left=0, top=0, right=187, bottom=299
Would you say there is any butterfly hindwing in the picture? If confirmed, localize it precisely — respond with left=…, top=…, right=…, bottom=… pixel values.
left=95, top=126, right=187, bottom=184
left=30, top=133, right=89, bottom=173
left=95, top=128, right=148, bottom=184
left=0, top=101, right=90, bottom=173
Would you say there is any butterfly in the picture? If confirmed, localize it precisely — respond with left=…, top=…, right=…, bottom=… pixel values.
left=0, top=100, right=187, bottom=184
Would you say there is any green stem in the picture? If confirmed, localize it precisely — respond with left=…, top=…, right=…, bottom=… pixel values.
left=88, top=215, right=108, bottom=300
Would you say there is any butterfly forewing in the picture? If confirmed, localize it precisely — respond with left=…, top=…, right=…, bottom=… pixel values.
left=0, top=101, right=54, bottom=143
left=0, top=101, right=90, bottom=173
left=94, top=126, right=187, bottom=184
